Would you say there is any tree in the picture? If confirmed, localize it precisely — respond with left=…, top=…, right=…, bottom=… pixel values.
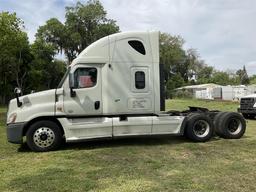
left=160, top=33, right=185, bottom=79
left=186, top=48, right=200, bottom=78
left=196, top=65, right=214, bottom=84
left=28, top=39, right=66, bottom=92
left=160, top=33, right=210, bottom=85
left=166, top=73, right=185, bottom=98
left=36, top=0, right=119, bottom=63
left=236, top=65, right=249, bottom=85
left=211, top=71, right=231, bottom=85
left=249, top=75, right=256, bottom=85
left=36, top=18, right=65, bottom=53
left=0, top=12, right=32, bottom=103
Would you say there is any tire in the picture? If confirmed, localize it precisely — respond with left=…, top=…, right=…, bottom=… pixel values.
left=215, top=112, right=246, bottom=139
left=242, top=113, right=255, bottom=120
left=213, top=112, right=227, bottom=137
left=26, top=120, right=63, bottom=152
left=185, top=113, right=214, bottom=142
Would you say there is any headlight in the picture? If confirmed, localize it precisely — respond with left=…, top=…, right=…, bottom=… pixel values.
left=7, top=113, right=17, bottom=124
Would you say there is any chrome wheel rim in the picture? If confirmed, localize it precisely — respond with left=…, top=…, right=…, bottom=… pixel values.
left=33, top=127, right=55, bottom=148
left=227, top=118, right=242, bottom=135
left=193, top=120, right=210, bottom=138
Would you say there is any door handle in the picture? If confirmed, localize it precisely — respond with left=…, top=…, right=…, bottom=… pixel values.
left=95, top=101, right=100, bottom=110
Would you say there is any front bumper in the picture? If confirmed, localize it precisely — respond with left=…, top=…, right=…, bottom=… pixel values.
left=237, top=108, right=256, bottom=114
left=6, top=122, right=26, bottom=144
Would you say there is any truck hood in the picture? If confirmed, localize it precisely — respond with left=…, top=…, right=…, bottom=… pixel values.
left=7, top=89, right=56, bottom=124
left=241, top=94, right=256, bottom=98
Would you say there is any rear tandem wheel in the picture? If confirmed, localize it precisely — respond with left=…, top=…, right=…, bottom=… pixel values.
left=185, top=113, right=214, bottom=142
left=214, top=112, right=246, bottom=139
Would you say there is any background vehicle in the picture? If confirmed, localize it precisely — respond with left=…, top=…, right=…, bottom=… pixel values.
left=238, top=94, right=256, bottom=119
left=6, top=31, right=246, bottom=152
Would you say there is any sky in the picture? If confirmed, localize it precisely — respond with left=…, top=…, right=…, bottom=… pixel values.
left=1, top=0, right=256, bottom=75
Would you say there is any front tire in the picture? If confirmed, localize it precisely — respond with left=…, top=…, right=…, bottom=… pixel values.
left=185, top=113, right=213, bottom=142
left=26, top=120, right=63, bottom=152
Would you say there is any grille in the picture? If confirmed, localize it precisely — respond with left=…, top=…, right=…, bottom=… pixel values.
left=240, top=98, right=255, bottom=109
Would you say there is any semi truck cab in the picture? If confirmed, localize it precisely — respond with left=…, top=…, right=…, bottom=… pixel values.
left=238, top=94, right=256, bottom=119
left=6, top=31, right=246, bottom=151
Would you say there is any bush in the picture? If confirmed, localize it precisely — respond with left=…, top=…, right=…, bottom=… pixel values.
left=173, top=89, right=193, bottom=99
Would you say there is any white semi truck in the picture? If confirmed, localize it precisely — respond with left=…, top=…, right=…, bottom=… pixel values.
left=7, top=31, right=246, bottom=152
left=238, top=94, right=256, bottom=119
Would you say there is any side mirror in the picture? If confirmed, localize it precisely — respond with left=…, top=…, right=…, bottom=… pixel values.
left=14, top=87, right=22, bottom=107
left=14, top=87, right=21, bottom=95
left=69, top=73, right=76, bottom=97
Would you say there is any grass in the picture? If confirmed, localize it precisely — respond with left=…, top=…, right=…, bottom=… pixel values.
left=166, top=98, right=239, bottom=112
left=0, top=99, right=256, bottom=192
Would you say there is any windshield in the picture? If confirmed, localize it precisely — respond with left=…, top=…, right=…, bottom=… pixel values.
left=57, top=67, right=70, bottom=88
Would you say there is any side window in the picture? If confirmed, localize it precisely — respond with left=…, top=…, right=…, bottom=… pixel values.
left=74, top=67, right=97, bottom=89
left=135, top=71, right=145, bottom=89
left=128, top=40, right=146, bottom=55
left=131, top=67, right=149, bottom=93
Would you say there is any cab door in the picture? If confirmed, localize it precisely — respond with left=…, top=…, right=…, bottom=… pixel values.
left=63, top=64, right=102, bottom=116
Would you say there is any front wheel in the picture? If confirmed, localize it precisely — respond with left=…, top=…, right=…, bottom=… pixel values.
left=185, top=113, right=213, bottom=142
left=26, top=120, right=63, bottom=152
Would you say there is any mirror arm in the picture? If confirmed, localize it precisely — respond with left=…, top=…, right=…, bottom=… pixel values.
left=15, top=93, right=22, bottom=107
left=70, top=87, right=76, bottom=97
left=69, top=72, right=76, bottom=97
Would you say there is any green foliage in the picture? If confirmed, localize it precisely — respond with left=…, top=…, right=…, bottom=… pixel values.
left=210, top=71, right=231, bottom=85
left=0, top=11, right=66, bottom=104
left=166, top=73, right=185, bottom=98
left=236, top=65, right=250, bottom=85
left=0, top=1, right=118, bottom=104
left=0, top=12, right=32, bottom=103
left=196, top=65, right=214, bottom=84
left=28, top=39, right=66, bottom=91
left=36, top=18, right=65, bottom=52
left=160, top=33, right=197, bottom=97
left=173, top=89, right=193, bottom=99
left=249, top=75, right=256, bottom=85
left=36, top=0, right=119, bottom=63
left=160, top=33, right=187, bottom=81
left=159, top=32, right=252, bottom=91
